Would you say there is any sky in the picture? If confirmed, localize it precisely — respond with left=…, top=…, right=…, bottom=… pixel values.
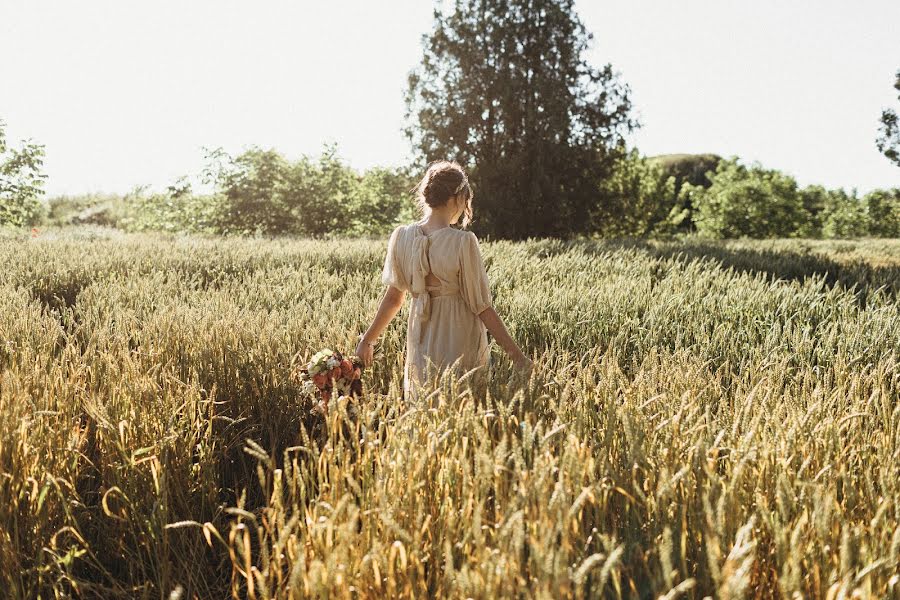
left=1, top=0, right=898, bottom=197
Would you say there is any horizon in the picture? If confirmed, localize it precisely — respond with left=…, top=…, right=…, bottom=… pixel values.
left=1, top=0, right=898, bottom=197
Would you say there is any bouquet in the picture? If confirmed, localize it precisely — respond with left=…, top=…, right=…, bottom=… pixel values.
left=293, top=348, right=363, bottom=410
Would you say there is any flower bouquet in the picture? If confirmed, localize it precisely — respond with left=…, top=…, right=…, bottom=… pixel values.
left=292, top=348, right=363, bottom=412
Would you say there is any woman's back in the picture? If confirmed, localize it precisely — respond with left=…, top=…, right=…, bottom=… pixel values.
left=382, top=223, right=493, bottom=395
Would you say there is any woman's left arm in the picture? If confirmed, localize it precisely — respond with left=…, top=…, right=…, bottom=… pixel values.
left=355, top=286, right=406, bottom=367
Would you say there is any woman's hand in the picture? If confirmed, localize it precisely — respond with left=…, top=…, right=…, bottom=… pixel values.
left=513, top=353, right=534, bottom=374
left=355, top=337, right=375, bottom=368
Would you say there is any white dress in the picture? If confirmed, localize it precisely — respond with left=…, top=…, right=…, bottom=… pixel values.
left=381, top=223, right=493, bottom=397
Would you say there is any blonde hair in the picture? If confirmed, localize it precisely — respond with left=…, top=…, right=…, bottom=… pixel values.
left=413, top=160, right=473, bottom=228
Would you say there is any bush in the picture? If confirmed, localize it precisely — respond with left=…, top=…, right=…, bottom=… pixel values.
left=687, top=158, right=809, bottom=238
left=201, top=145, right=414, bottom=236
left=45, top=193, right=129, bottom=227
left=597, top=150, right=676, bottom=236
left=120, top=186, right=227, bottom=234
left=0, top=120, right=47, bottom=228
left=42, top=147, right=417, bottom=237
left=820, top=189, right=870, bottom=239
left=864, top=188, right=900, bottom=237
left=347, top=167, right=417, bottom=236
left=649, top=153, right=722, bottom=190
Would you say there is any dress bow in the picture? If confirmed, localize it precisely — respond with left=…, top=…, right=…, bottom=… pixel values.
left=409, top=231, right=432, bottom=344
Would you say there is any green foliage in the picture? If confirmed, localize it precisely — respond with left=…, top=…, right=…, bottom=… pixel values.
left=672, top=156, right=896, bottom=239
left=0, top=119, right=47, bottom=227
left=876, top=69, right=900, bottom=167
left=864, top=188, right=900, bottom=237
left=648, top=153, right=722, bottom=190
left=688, top=158, right=808, bottom=238
left=46, top=193, right=124, bottom=227
left=121, top=186, right=227, bottom=234
left=200, top=145, right=414, bottom=236
left=202, top=147, right=296, bottom=235
left=597, top=150, right=675, bottom=236
left=821, top=189, right=870, bottom=239
left=348, top=166, right=418, bottom=236
left=44, top=148, right=415, bottom=237
left=406, top=0, right=637, bottom=239
left=795, top=184, right=830, bottom=237
left=646, top=153, right=722, bottom=233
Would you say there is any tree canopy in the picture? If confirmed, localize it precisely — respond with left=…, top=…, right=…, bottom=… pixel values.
left=405, top=0, right=637, bottom=239
left=0, top=119, right=47, bottom=227
left=876, top=69, right=900, bottom=167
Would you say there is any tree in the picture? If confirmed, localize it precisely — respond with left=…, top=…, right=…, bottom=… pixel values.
left=348, top=167, right=417, bottom=236
left=796, top=184, right=829, bottom=237
left=647, top=153, right=722, bottom=233
left=201, top=146, right=294, bottom=235
left=0, top=119, right=47, bottom=227
left=689, top=158, right=809, bottom=239
left=198, top=145, right=412, bottom=236
left=864, top=188, right=900, bottom=237
left=821, top=189, right=869, bottom=238
left=405, top=0, right=636, bottom=239
left=597, top=150, right=675, bottom=236
left=876, top=69, right=900, bottom=167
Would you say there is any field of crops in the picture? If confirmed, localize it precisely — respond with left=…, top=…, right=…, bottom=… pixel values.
left=1, top=228, right=899, bottom=599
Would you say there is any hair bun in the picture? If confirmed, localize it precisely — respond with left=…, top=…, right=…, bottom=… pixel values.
left=413, top=160, right=474, bottom=228
left=421, top=163, right=466, bottom=208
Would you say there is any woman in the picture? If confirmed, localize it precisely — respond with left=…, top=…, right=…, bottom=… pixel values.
left=355, top=160, right=532, bottom=398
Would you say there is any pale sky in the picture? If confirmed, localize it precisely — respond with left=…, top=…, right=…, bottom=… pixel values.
left=1, top=1, right=898, bottom=197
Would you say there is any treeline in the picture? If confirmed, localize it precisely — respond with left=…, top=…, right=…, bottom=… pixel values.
left=598, top=152, right=900, bottom=239
left=3, top=121, right=899, bottom=239
left=44, top=146, right=417, bottom=237
left=25, top=148, right=900, bottom=240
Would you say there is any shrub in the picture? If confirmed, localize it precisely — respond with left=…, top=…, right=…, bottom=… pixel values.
left=864, top=188, right=900, bottom=237
left=689, top=158, right=809, bottom=238
left=597, top=150, right=676, bottom=236
left=0, top=120, right=47, bottom=227
left=820, top=189, right=870, bottom=239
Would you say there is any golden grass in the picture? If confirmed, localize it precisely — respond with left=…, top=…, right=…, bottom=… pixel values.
left=0, top=228, right=898, bottom=598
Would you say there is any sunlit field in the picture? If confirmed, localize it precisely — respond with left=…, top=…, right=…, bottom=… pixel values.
left=1, top=228, right=898, bottom=599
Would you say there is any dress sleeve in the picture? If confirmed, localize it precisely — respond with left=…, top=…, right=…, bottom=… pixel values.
left=381, top=226, right=409, bottom=291
left=459, top=231, right=493, bottom=315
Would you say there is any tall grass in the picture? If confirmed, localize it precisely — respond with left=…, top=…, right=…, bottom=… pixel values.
left=1, top=228, right=898, bottom=598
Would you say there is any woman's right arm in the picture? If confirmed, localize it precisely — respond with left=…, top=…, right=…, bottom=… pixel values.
left=478, top=307, right=533, bottom=373
left=355, top=286, right=405, bottom=367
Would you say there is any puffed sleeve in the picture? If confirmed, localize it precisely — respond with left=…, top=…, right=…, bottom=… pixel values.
left=381, top=226, right=409, bottom=291
left=459, top=231, right=493, bottom=315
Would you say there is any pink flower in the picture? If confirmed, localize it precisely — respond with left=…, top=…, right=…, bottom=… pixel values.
left=312, top=373, right=327, bottom=389
left=340, top=359, right=353, bottom=377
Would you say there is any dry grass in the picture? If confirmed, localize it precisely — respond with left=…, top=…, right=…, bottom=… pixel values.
left=1, top=228, right=898, bottom=599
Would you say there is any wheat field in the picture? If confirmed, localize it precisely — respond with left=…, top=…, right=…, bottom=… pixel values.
left=1, top=228, right=898, bottom=599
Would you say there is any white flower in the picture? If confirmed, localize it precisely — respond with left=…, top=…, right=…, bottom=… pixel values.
left=310, top=349, right=333, bottom=368
left=326, top=357, right=340, bottom=369
left=302, top=381, right=317, bottom=394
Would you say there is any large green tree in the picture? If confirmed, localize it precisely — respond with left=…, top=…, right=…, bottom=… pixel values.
left=405, top=0, right=636, bottom=239
left=876, top=69, right=900, bottom=167
left=0, top=119, right=47, bottom=227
